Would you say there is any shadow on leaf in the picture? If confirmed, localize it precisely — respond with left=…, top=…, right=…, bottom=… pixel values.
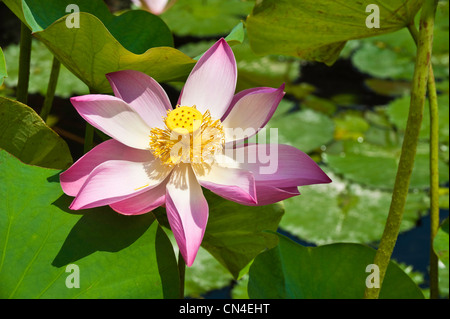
left=52, top=205, right=155, bottom=267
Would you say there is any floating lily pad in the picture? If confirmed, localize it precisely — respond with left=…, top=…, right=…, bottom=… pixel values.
left=324, top=140, right=449, bottom=190
left=386, top=93, right=450, bottom=144
left=0, top=150, right=179, bottom=299
left=280, top=171, right=429, bottom=245
left=265, top=108, right=335, bottom=154
left=248, top=233, right=424, bottom=299
left=0, top=97, right=73, bottom=169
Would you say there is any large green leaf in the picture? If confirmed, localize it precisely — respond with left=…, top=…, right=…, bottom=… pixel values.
left=248, top=233, right=425, bottom=299
left=5, top=0, right=173, bottom=53
left=0, top=97, right=73, bottom=170
left=35, top=13, right=195, bottom=93
left=155, top=190, right=284, bottom=279
left=246, top=0, right=424, bottom=65
left=160, top=0, right=254, bottom=37
left=3, top=0, right=195, bottom=93
left=0, top=150, right=179, bottom=299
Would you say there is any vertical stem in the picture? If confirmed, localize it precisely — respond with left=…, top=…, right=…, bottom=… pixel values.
left=427, top=65, right=440, bottom=299
left=178, top=251, right=186, bottom=299
left=40, top=56, right=61, bottom=122
left=16, top=22, right=32, bottom=104
left=364, top=0, right=438, bottom=299
left=408, top=20, right=440, bottom=300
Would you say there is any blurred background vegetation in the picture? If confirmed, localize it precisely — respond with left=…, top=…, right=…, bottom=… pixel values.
left=0, top=0, right=448, bottom=298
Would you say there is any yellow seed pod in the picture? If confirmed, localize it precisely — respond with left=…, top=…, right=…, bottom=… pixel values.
left=166, top=106, right=203, bottom=134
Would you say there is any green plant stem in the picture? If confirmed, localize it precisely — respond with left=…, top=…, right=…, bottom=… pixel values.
left=178, top=251, right=185, bottom=299
left=364, top=0, right=438, bottom=299
left=16, top=22, right=32, bottom=104
left=408, top=21, right=440, bottom=300
left=40, top=56, right=61, bottom=122
left=427, top=65, right=440, bottom=299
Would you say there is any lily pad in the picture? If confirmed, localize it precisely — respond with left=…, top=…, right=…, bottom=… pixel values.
left=246, top=0, right=424, bottom=65
left=0, top=150, right=179, bottom=299
left=280, top=171, right=429, bottom=245
left=248, top=233, right=425, bottom=299
left=264, top=108, right=335, bottom=154
left=386, top=93, right=450, bottom=144
left=324, top=140, right=449, bottom=189
left=0, top=97, right=73, bottom=169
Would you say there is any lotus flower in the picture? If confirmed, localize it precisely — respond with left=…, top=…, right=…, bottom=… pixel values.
left=131, top=0, right=176, bottom=15
left=60, top=39, right=331, bottom=266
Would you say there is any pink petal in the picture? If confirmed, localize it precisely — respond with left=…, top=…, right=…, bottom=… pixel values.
left=106, top=70, right=172, bottom=129
left=133, top=0, right=170, bottom=14
left=165, top=164, right=208, bottom=267
left=110, top=179, right=167, bottom=215
left=194, top=164, right=257, bottom=205
left=219, top=143, right=332, bottom=188
left=69, top=158, right=171, bottom=210
left=178, top=38, right=237, bottom=120
left=221, top=84, right=285, bottom=143
left=70, top=94, right=152, bottom=150
left=60, top=139, right=153, bottom=197
left=241, top=184, right=300, bottom=206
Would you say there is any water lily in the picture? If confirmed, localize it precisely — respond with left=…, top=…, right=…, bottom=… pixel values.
left=131, top=0, right=176, bottom=15
left=60, top=38, right=331, bottom=266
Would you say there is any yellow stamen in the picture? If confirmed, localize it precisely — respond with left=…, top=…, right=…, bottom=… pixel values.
left=149, top=106, right=224, bottom=167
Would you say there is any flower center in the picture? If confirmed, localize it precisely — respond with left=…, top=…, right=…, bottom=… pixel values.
left=165, top=106, right=203, bottom=134
left=149, top=106, right=224, bottom=166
